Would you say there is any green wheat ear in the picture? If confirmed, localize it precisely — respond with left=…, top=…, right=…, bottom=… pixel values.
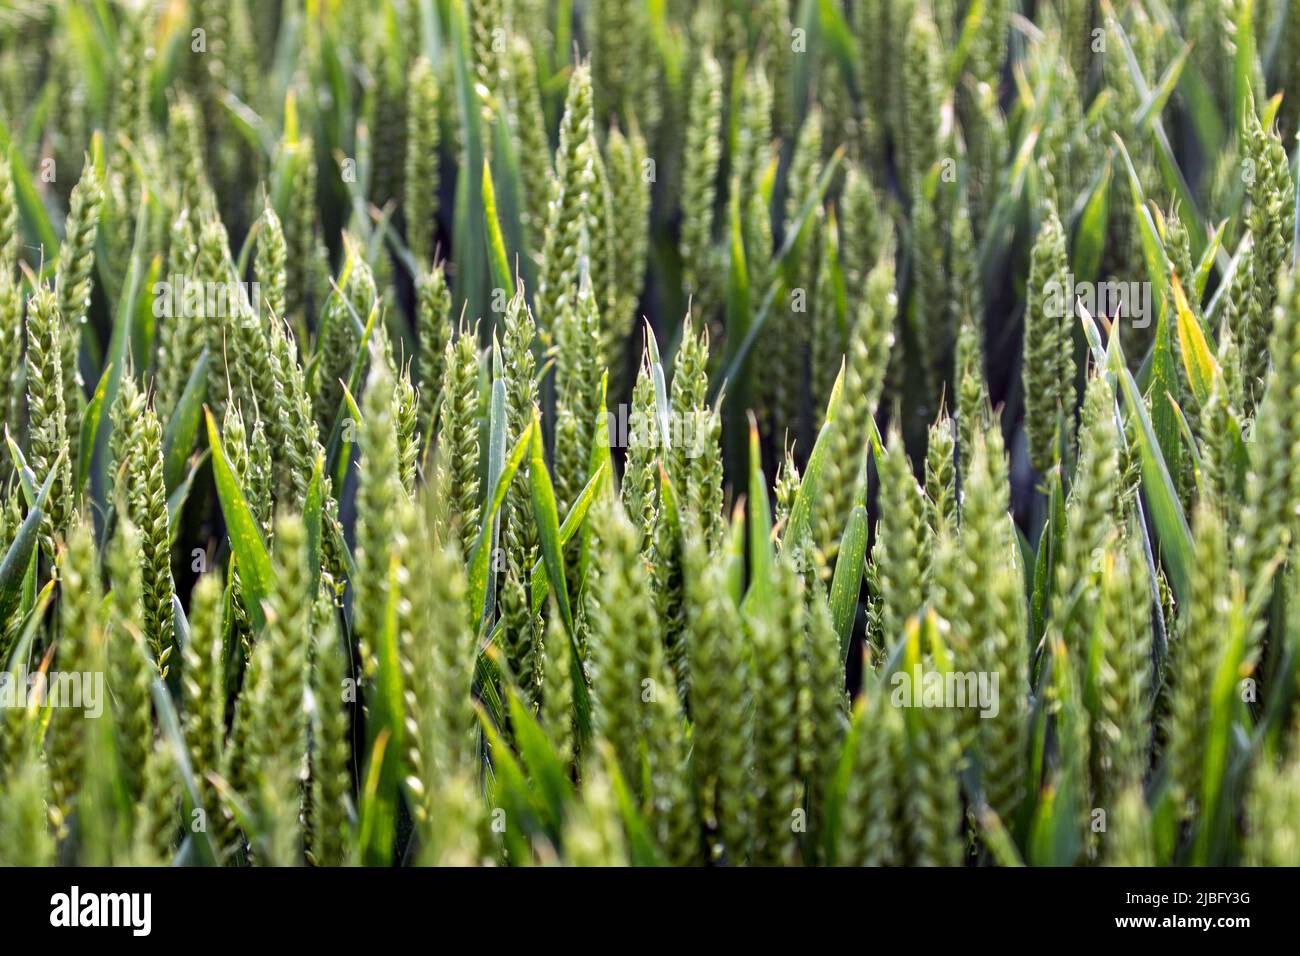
left=590, top=0, right=633, bottom=125
left=394, top=361, right=420, bottom=496
left=1022, top=204, right=1074, bottom=472
left=24, top=283, right=74, bottom=553
left=799, top=567, right=848, bottom=861
left=643, top=654, right=698, bottom=866
left=669, top=315, right=720, bottom=544
left=1245, top=757, right=1300, bottom=865
left=759, top=108, right=821, bottom=441
left=622, top=348, right=660, bottom=548
left=196, top=213, right=247, bottom=418
left=908, top=164, right=953, bottom=402
left=135, top=392, right=177, bottom=676
left=115, top=369, right=178, bottom=676
left=649, top=474, right=687, bottom=704
left=154, top=204, right=203, bottom=422
left=1238, top=93, right=1296, bottom=409
left=817, top=252, right=894, bottom=562
left=899, top=611, right=963, bottom=867
left=1165, top=502, right=1232, bottom=820
left=954, top=305, right=989, bottom=482
left=308, top=587, right=353, bottom=867
left=508, top=37, right=552, bottom=248
left=1196, top=377, right=1242, bottom=521
left=245, top=511, right=312, bottom=865
left=733, top=65, right=772, bottom=230
left=359, top=21, right=409, bottom=212
left=0, top=270, right=25, bottom=455
left=680, top=49, right=722, bottom=321
left=468, top=0, right=506, bottom=110
left=0, top=153, right=21, bottom=270
left=745, top=176, right=776, bottom=301
left=869, top=424, right=928, bottom=651
left=436, top=321, right=482, bottom=563
left=586, top=499, right=662, bottom=788
left=947, top=196, right=981, bottom=385
left=540, top=605, right=576, bottom=774
left=774, top=445, right=801, bottom=535
left=537, top=62, right=596, bottom=332
left=54, top=154, right=102, bottom=454
left=837, top=689, right=904, bottom=867
left=900, top=5, right=943, bottom=199
left=0, top=755, right=55, bottom=865
left=1054, top=373, right=1120, bottom=675
left=552, top=271, right=602, bottom=516
left=268, top=306, right=322, bottom=509
left=562, top=760, right=630, bottom=866
left=283, top=134, right=321, bottom=323
left=167, top=93, right=213, bottom=216
left=956, top=425, right=1027, bottom=824
left=404, top=55, right=440, bottom=269
left=839, top=165, right=884, bottom=297
left=403, top=498, right=478, bottom=834
left=48, top=520, right=102, bottom=826
left=182, top=572, right=229, bottom=854
left=606, top=122, right=651, bottom=396
left=1090, top=531, right=1152, bottom=812
left=1237, top=269, right=1300, bottom=617
left=588, top=135, right=619, bottom=341
left=689, top=398, right=724, bottom=553
left=255, top=201, right=288, bottom=328
left=748, top=555, right=806, bottom=866
left=1105, top=784, right=1155, bottom=866
left=105, top=517, right=153, bottom=801
left=354, top=344, right=405, bottom=682
left=130, top=740, right=179, bottom=866
left=500, top=290, right=542, bottom=699
left=415, top=262, right=452, bottom=442
left=965, top=82, right=1007, bottom=238
left=924, top=410, right=957, bottom=540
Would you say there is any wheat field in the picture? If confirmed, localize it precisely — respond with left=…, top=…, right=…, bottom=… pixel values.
left=0, top=0, right=1298, bottom=868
